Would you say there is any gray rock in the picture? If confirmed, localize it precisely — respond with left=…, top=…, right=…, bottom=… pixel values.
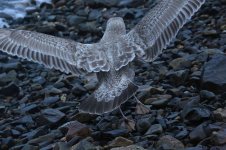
left=145, top=124, right=163, bottom=135
left=67, top=15, right=86, bottom=26
left=136, top=116, right=154, bottom=133
left=212, top=129, right=226, bottom=145
left=0, top=82, right=20, bottom=96
left=22, top=144, right=39, bottom=150
left=200, top=90, right=216, bottom=100
left=202, top=54, right=226, bottom=93
left=71, top=139, right=96, bottom=150
left=36, top=108, right=65, bottom=125
left=157, top=135, right=184, bottom=150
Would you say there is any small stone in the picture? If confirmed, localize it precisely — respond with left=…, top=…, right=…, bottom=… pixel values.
left=213, top=108, right=226, bottom=122
left=20, top=104, right=39, bottom=113
left=42, top=96, right=59, bottom=106
left=157, top=135, right=184, bottom=150
left=145, top=124, right=163, bottom=135
left=22, top=144, right=39, bottom=150
left=0, top=82, right=20, bottom=96
left=211, top=129, right=226, bottom=145
left=71, top=139, right=96, bottom=150
left=67, top=15, right=86, bottom=26
left=136, top=117, right=153, bottom=133
left=111, top=145, right=145, bottom=150
left=169, top=57, right=191, bottom=70
left=104, top=129, right=129, bottom=138
left=109, top=137, right=133, bottom=148
left=189, top=123, right=208, bottom=142
left=202, top=54, right=226, bottom=93
left=32, top=76, right=46, bottom=85
left=59, top=121, right=91, bottom=141
left=36, top=108, right=65, bottom=125
left=200, top=90, right=216, bottom=100
left=145, top=94, right=172, bottom=106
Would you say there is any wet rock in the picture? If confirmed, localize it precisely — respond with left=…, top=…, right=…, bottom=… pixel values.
left=42, top=96, right=60, bottom=106
left=20, top=104, right=39, bottom=113
left=36, top=108, right=65, bottom=125
left=136, top=116, right=153, bottom=133
left=1, top=137, right=15, bottom=149
left=211, top=129, right=226, bottom=145
left=189, top=123, right=208, bottom=142
left=88, top=9, right=102, bottom=21
left=108, top=137, right=133, bottom=148
left=22, top=144, right=39, bottom=150
left=28, top=130, right=63, bottom=145
left=0, top=82, right=20, bottom=96
left=144, top=94, right=172, bottom=106
left=157, top=135, right=184, bottom=150
left=169, top=57, right=192, bottom=70
left=185, top=145, right=208, bottom=150
left=111, top=145, right=145, bottom=150
left=200, top=90, right=216, bottom=100
left=0, top=61, right=21, bottom=72
left=213, top=108, right=226, bottom=122
left=145, top=124, right=163, bottom=135
left=181, top=97, right=211, bottom=123
left=59, top=121, right=91, bottom=141
left=32, top=76, right=46, bottom=85
left=166, top=69, right=189, bottom=85
left=71, top=139, right=95, bottom=150
left=103, top=129, right=129, bottom=138
left=0, top=71, right=17, bottom=86
left=67, top=15, right=86, bottom=26
left=202, top=54, right=226, bottom=93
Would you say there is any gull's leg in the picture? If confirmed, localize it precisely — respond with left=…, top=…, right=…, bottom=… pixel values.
left=119, top=107, right=135, bottom=131
left=119, top=107, right=128, bottom=120
left=134, top=94, right=150, bottom=114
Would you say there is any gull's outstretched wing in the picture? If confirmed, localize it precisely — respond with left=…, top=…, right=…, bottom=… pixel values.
left=125, top=0, right=205, bottom=62
left=0, top=29, right=110, bottom=75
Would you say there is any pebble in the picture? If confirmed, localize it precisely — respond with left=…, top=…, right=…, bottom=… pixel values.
left=156, top=135, right=184, bottom=150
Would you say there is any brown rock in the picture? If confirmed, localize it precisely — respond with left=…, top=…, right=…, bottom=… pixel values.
left=60, top=121, right=91, bottom=141
left=157, top=135, right=184, bottom=150
left=108, top=137, right=133, bottom=148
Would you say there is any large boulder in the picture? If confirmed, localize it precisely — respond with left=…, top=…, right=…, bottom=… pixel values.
left=202, top=54, right=226, bottom=93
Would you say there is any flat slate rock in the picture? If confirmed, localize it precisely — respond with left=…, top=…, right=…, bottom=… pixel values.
left=202, top=54, right=226, bottom=93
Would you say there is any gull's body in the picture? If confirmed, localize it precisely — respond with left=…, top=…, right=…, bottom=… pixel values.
left=0, top=0, right=205, bottom=114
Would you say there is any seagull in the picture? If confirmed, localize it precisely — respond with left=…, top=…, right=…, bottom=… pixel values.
left=0, top=0, right=205, bottom=115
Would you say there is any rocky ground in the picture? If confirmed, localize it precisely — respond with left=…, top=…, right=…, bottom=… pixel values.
left=0, top=0, right=226, bottom=149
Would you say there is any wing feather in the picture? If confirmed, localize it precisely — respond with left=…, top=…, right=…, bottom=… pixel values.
left=0, top=29, right=110, bottom=74
left=125, top=0, right=205, bottom=62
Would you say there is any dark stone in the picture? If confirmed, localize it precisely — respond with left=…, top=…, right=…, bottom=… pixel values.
left=72, top=139, right=95, bottom=150
left=189, top=123, right=208, bottom=142
left=0, top=82, right=20, bottom=96
left=32, top=76, right=46, bottom=85
left=67, top=15, right=86, bottom=26
left=36, top=108, right=65, bottom=125
left=20, top=104, right=39, bottom=113
left=181, top=97, right=211, bottom=123
left=22, top=144, right=39, bottom=150
left=103, top=129, right=129, bottom=138
left=0, top=61, right=21, bottom=72
left=42, top=96, right=59, bottom=106
left=202, top=54, right=226, bottom=93
left=200, top=90, right=216, bottom=100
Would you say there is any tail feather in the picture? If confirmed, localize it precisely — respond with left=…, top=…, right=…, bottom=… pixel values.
left=79, top=82, right=138, bottom=115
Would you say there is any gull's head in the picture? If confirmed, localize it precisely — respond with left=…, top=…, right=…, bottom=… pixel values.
left=106, top=17, right=126, bottom=34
